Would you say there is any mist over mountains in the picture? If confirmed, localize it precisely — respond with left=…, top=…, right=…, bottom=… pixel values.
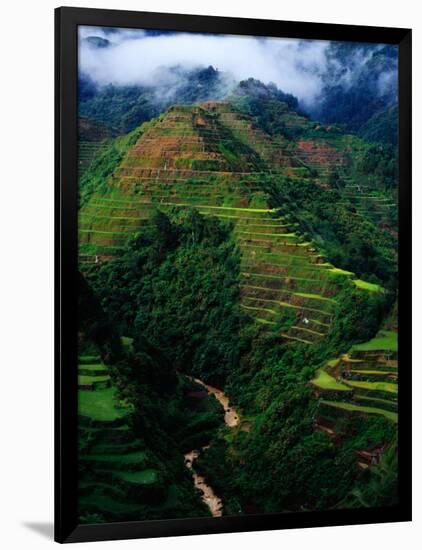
left=79, top=26, right=398, bottom=144
left=76, top=25, right=400, bottom=524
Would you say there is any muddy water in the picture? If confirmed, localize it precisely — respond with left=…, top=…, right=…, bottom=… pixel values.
left=191, top=377, right=240, bottom=428
left=184, top=448, right=223, bottom=517
left=184, top=377, right=239, bottom=517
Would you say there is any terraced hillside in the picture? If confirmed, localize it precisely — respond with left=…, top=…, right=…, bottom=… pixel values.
left=76, top=37, right=400, bottom=519
left=290, top=133, right=397, bottom=230
left=230, top=97, right=398, bottom=231
left=78, top=354, right=161, bottom=521
left=78, top=118, right=116, bottom=178
left=79, top=102, right=380, bottom=345
left=79, top=141, right=108, bottom=177
left=340, top=182, right=397, bottom=230
left=312, top=330, right=398, bottom=425
left=294, top=137, right=346, bottom=180
left=78, top=353, right=211, bottom=522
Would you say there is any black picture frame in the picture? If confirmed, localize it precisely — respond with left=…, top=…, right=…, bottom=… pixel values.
left=55, top=6, right=412, bottom=543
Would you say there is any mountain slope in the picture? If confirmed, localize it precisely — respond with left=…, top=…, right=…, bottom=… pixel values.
left=79, top=101, right=386, bottom=345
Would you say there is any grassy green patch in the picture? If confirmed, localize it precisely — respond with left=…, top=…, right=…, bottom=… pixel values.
left=353, top=279, right=383, bottom=292
left=81, top=450, right=148, bottom=465
left=352, top=330, right=397, bottom=352
left=280, top=334, right=312, bottom=345
left=241, top=304, right=278, bottom=316
left=78, top=363, right=106, bottom=370
left=294, top=292, right=337, bottom=304
left=329, top=267, right=355, bottom=277
left=118, top=469, right=158, bottom=485
left=78, top=363, right=108, bottom=376
left=78, top=375, right=110, bottom=385
left=162, top=202, right=274, bottom=213
left=243, top=296, right=333, bottom=317
left=354, top=394, right=397, bottom=409
left=311, top=369, right=352, bottom=391
left=237, top=230, right=298, bottom=239
left=256, top=317, right=276, bottom=325
left=350, top=369, right=396, bottom=376
left=292, top=325, right=325, bottom=337
left=321, top=400, right=397, bottom=422
left=121, top=336, right=134, bottom=352
left=344, top=379, right=397, bottom=394
left=78, top=388, right=127, bottom=421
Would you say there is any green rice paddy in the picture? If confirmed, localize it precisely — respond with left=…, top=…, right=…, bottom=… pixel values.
left=344, top=379, right=398, bottom=394
left=79, top=387, right=126, bottom=421
left=321, top=400, right=398, bottom=423
left=78, top=375, right=111, bottom=385
left=118, top=469, right=158, bottom=485
left=352, top=330, right=397, bottom=352
left=350, top=369, right=396, bottom=376
left=313, top=330, right=398, bottom=424
left=353, top=279, right=383, bottom=292
left=79, top=102, right=382, bottom=348
left=329, top=267, right=354, bottom=277
left=82, top=451, right=149, bottom=465
left=311, top=369, right=352, bottom=391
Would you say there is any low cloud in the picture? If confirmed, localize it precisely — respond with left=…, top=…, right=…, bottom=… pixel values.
left=79, top=27, right=331, bottom=105
left=79, top=27, right=397, bottom=107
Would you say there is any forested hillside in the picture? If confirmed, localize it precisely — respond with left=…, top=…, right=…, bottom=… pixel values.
left=77, top=75, right=398, bottom=521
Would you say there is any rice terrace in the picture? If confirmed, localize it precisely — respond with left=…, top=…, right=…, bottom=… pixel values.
left=76, top=26, right=399, bottom=522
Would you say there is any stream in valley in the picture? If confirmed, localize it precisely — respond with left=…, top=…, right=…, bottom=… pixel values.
left=184, top=377, right=239, bottom=517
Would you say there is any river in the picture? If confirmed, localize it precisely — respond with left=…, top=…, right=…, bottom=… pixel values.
left=184, top=377, right=239, bottom=517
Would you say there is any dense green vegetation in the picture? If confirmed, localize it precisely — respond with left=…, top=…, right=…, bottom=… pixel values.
left=263, top=177, right=397, bottom=289
left=79, top=125, right=146, bottom=205
left=79, top=81, right=159, bottom=134
left=81, top=208, right=394, bottom=517
left=196, top=380, right=396, bottom=513
left=85, top=210, right=246, bottom=386
left=79, top=66, right=231, bottom=134
left=352, top=330, right=397, bottom=352
left=77, top=76, right=399, bottom=521
left=310, top=44, right=398, bottom=145
left=342, top=436, right=398, bottom=508
left=312, top=368, right=351, bottom=391
left=359, top=105, right=398, bottom=146
left=78, top=267, right=224, bottom=522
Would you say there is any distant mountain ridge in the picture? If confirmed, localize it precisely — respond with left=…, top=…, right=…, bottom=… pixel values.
left=79, top=39, right=397, bottom=145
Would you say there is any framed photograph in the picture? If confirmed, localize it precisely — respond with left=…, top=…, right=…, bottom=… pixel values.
left=55, top=6, right=412, bottom=543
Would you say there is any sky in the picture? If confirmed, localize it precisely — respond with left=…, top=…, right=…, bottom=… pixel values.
left=78, top=26, right=397, bottom=108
